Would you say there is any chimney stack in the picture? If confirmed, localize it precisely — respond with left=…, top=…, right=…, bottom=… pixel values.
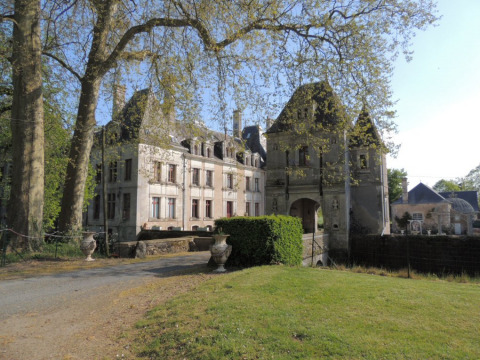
left=113, top=85, right=126, bottom=118
left=402, top=177, right=408, bottom=203
left=266, top=117, right=273, bottom=130
left=233, top=110, right=242, bottom=138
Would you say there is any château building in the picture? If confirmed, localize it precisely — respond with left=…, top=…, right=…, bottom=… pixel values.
left=265, top=81, right=390, bottom=259
left=84, top=88, right=266, bottom=242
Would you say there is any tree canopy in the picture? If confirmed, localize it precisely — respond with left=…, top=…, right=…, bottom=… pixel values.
left=432, top=179, right=461, bottom=193
left=387, top=168, right=407, bottom=205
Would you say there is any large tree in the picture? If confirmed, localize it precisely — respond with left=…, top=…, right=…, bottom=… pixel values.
left=2, top=0, right=44, bottom=250
left=387, top=168, right=407, bottom=205
left=432, top=179, right=461, bottom=193
left=42, top=0, right=437, bottom=232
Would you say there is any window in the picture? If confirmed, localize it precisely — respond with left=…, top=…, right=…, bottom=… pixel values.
left=168, top=164, right=176, bottom=183
left=245, top=176, right=251, bottom=191
left=255, top=159, right=259, bottom=167
left=255, top=178, right=259, bottom=192
left=227, top=173, right=233, bottom=189
left=168, top=198, right=176, bottom=218
left=193, top=144, right=199, bottom=155
left=109, top=161, right=117, bottom=182
left=299, top=146, right=309, bottom=166
left=206, top=170, right=213, bottom=187
left=412, top=213, right=423, bottom=221
left=151, top=197, right=160, bottom=219
left=123, top=193, right=131, bottom=220
left=192, top=199, right=199, bottom=218
left=205, top=200, right=212, bottom=218
left=93, top=194, right=100, bottom=219
left=255, top=202, right=260, bottom=217
left=192, top=168, right=200, bottom=186
left=246, top=202, right=251, bottom=216
left=207, top=147, right=211, bottom=158
left=154, top=161, right=162, bottom=182
left=107, top=193, right=115, bottom=219
left=227, top=201, right=233, bottom=218
left=192, top=225, right=199, bottom=231
left=96, top=164, right=102, bottom=184
left=359, top=154, right=368, bottom=169
left=125, top=159, right=132, bottom=181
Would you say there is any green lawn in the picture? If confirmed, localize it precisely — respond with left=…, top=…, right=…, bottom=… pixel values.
left=135, top=266, right=480, bottom=359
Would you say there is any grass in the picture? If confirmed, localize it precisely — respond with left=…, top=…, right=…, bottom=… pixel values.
left=134, top=266, right=480, bottom=359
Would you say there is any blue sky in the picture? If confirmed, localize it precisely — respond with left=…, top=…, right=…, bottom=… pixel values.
left=387, top=0, right=480, bottom=189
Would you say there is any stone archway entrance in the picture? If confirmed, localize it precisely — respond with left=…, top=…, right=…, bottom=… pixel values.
left=289, top=198, right=321, bottom=233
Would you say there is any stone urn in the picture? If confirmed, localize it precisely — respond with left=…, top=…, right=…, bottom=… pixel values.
left=210, top=234, right=232, bottom=273
left=80, top=232, right=97, bottom=261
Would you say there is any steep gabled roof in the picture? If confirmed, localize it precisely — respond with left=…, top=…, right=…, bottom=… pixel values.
left=267, top=81, right=346, bottom=134
left=393, top=182, right=446, bottom=205
left=350, top=106, right=384, bottom=149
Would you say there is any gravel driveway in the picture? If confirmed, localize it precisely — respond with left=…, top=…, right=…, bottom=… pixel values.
left=0, top=252, right=213, bottom=359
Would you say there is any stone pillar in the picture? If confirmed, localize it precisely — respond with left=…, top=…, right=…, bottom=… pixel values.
left=402, top=177, right=408, bottom=203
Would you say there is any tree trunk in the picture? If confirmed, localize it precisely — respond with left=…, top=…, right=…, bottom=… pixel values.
left=7, top=0, right=44, bottom=251
left=57, top=78, right=101, bottom=233
left=57, top=1, right=116, bottom=233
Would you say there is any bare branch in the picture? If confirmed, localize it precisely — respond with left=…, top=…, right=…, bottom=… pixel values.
left=42, top=52, right=82, bottom=82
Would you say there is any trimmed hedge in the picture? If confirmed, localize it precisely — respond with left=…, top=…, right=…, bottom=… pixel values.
left=215, top=215, right=303, bottom=267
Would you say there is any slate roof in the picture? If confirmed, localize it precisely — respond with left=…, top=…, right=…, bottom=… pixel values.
left=104, top=89, right=266, bottom=164
left=440, top=191, right=479, bottom=212
left=350, top=106, right=384, bottom=149
left=393, top=183, right=479, bottom=214
left=242, top=125, right=266, bottom=161
left=392, top=183, right=446, bottom=205
left=267, top=81, right=345, bottom=134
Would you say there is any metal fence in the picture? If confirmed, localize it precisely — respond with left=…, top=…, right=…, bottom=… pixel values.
left=350, top=234, right=480, bottom=276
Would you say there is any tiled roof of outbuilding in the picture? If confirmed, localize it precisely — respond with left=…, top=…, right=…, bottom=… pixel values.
left=392, top=182, right=446, bottom=205
left=440, top=191, right=479, bottom=212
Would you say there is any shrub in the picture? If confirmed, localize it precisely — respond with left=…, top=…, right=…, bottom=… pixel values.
left=215, top=215, right=303, bottom=267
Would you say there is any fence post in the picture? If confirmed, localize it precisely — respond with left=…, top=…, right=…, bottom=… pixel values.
left=406, top=236, right=411, bottom=279
left=1, top=230, right=5, bottom=267
left=311, top=231, right=314, bottom=266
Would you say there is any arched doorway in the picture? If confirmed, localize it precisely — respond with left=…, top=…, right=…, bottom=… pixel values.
left=289, top=198, right=321, bottom=233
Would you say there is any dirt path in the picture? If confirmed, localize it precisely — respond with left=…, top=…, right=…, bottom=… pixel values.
left=0, top=255, right=215, bottom=360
